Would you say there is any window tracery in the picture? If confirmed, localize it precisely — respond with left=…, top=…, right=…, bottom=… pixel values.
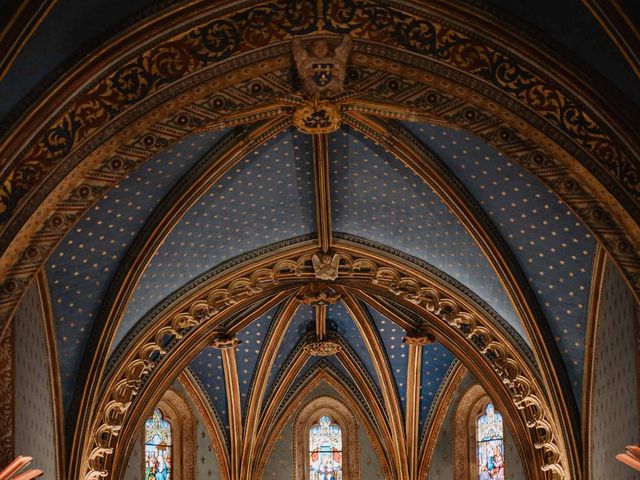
left=138, top=389, right=196, bottom=480
left=453, top=384, right=514, bottom=480
left=476, top=403, right=505, bottom=480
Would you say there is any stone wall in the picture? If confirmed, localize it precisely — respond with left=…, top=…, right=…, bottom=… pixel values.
left=590, top=259, right=640, bottom=479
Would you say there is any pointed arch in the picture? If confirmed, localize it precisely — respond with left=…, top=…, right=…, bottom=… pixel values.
left=256, top=336, right=393, bottom=476
left=79, top=240, right=574, bottom=480
left=179, top=371, right=230, bottom=480
left=257, top=367, right=390, bottom=480
left=140, top=389, right=196, bottom=480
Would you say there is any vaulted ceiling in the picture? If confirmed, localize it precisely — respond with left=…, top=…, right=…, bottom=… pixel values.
left=1, top=1, right=638, bottom=480
left=45, top=119, right=595, bottom=416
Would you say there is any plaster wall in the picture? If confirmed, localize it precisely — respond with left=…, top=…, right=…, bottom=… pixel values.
left=590, top=260, right=640, bottom=479
left=194, top=403, right=222, bottom=480
left=122, top=436, right=142, bottom=480
left=13, top=282, right=57, bottom=479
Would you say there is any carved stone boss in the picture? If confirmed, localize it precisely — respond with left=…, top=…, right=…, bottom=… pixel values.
left=292, top=36, right=352, bottom=134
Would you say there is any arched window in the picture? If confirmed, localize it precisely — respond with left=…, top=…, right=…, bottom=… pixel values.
left=145, top=408, right=172, bottom=480
left=309, top=415, right=343, bottom=480
left=453, top=384, right=522, bottom=479
left=129, top=390, right=196, bottom=480
left=293, top=395, right=359, bottom=479
left=476, top=403, right=505, bottom=480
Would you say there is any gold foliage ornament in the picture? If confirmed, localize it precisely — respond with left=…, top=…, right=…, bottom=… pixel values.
left=293, top=101, right=341, bottom=134
left=303, top=338, right=342, bottom=357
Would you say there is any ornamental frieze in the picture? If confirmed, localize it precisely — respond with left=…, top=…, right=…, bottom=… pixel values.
left=1, top=0, right=637, bottom=228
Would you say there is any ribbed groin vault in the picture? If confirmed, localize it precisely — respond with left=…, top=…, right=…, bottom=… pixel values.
left=0, top=1, right=639, bottom=480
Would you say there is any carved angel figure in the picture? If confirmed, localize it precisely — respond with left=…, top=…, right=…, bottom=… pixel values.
left=312, top=253, right=341, bottom=281
left=292, top=36, right=352, bottom=99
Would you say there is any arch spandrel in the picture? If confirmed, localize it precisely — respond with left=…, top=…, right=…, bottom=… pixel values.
left=84, top=240, right=575, bottom=480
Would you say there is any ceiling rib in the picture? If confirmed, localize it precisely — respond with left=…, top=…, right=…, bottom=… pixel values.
left=312, top=133, right=333, bottom=253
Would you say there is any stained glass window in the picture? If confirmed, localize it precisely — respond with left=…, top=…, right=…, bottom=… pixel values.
left=477, top=403, right=505, bottom=480
left=145, top=409, right=172, bottom=480
left=309, top=415, right=343, bottom=480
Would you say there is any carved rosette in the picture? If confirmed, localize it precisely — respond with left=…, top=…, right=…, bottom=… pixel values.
left=84, top=246, right=569, bottom=480
left=293, top=102, right=341, bottom=134
left=303, top=338, right=342, bottom=357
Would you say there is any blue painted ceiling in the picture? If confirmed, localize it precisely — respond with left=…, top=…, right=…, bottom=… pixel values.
left=116, top=128, right=315, bottom=347
left=329, top=127, right=524, bottom=338
left=263, top=304, right=315, bottom=400
left=419, top=346, right=455, bottom=437
left=188, top=347, right=229, bottom=437
left=404, top=123, right=595, bottom=398
left=235, top=305, right=279, bottom=413
left=46, top=129, right=229, bottom=410
left=363, top=303, right=409, bottom=414
left=328, top=302, right=380, bottom=394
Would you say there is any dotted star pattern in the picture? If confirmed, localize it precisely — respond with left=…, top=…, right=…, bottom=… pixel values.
left=46, top=130, right=229, bottom=411
left=115, top=129, right=316, bottom=347
left=329, top=128, right=523, bottom=339
left=404, top=123, right=595, bottom=400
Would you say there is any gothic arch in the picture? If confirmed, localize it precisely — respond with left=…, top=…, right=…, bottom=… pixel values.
left=80, top=240, right=573, bottom=480
left=452, top=384, right=527, bottom=480
left=139, top=389, right=196, bottom=480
